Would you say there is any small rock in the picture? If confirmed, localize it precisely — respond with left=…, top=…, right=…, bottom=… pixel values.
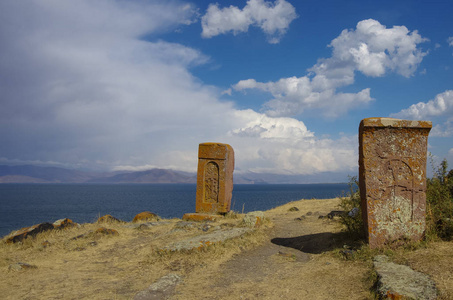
left=132, top=212, right=160, bottom=223
left=53, top=218, right=77, bottom=229
left=134, top=274, right=183, bottom=300
left=97, top=214, right=123, bottom=223
left=327, top=210, right=345, bottom=219
left=306, top=211, right=313, bottom=216
left=294, top=216, right=306, bottom=221
left=277, top=251, right=295, bottom=259
left=341, top=249, right=355, bottom=260
left=94, top=227, right=119, bottom=236
left=242, top=211, right=265, bottom=227
left=348, top=207, right=360, bottom=217
left=288, top=207, right=299, bottom=212
left=136, top=224, right=150, bottom=230
left=9, top=262, right=38, bottom=271
left=201, top=224, right=212, bottom=232
left=172, top=221, right=197, bottom=232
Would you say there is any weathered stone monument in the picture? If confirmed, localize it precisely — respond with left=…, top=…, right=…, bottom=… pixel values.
left=183, top=143, right=234, bottom=221
left=359, top=118, right=432, bottom=248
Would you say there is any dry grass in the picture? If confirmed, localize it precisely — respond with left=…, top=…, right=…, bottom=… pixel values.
left=173, top=198, right=373, bottom=299
left=2, top=197, right=452, bottom=299
left=400, top=241, right=453, bottom=299
left=0, top=214, right=268, bottom=299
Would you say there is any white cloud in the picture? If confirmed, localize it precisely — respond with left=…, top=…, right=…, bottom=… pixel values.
left=233, top=19, right=427, bottom=117
left=448, top=37, right=453, bottom=47
left=391, top=90, right=453, bottom=139
left=229, top=109, right=314, bottom=139
left=0, top=0, right=356, bottom=176
left=329, top=19, right=428, bottom=77
left=201, top=0, right=297, bottom=43
left=391, top=90, right=453, bottom=120
left=430, top=122, right=453, bottom=137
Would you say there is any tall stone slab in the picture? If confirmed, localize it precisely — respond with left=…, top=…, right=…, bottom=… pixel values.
left=359, top=118, right=432, bottom=249
left=195, top=143, right=234, bottom=214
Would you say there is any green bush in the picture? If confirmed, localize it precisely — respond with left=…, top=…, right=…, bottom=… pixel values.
left=339, top=176, right=365, bottom=239
left=426, top=158, right=453, bottom=240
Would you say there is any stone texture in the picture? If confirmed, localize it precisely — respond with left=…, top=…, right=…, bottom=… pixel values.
left=195, top=143, right=234, bottom=214
left=359, top=118, right=431, bottom=248
left=373, top=255, right=437, bottom=300
left=122, top=221, right=170, bottom=229
left=5, top=222, right=54, bottom=244
left=134, top=274, right=183, bottom=300
left=97, top=214, right=123, bottom=223
left=94, top=227, right=119, bottom=236
left=162, top=227, right=251, bottom=252
left=182, top=213, right=220, bottom=222
left=53, top=218, right=77, bottom=229
left=8, top=262, right=38, bottom=271
left=132, top=211, right=159, bottom=223
left=242, top=211, right=265, bottom=227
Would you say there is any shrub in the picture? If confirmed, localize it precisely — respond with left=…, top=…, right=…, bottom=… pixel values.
left=426, top=158, right=453, bottom=240
left=339, top=176, right=365, bottom=239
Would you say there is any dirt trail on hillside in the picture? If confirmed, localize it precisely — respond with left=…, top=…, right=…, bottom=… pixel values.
left=173, top=199, right=371, bottom=300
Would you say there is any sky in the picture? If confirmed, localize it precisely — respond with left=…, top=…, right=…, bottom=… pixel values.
left=0, top=0, right=452, bottom=181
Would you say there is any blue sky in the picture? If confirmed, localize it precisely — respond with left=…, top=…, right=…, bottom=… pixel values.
left=0, top=0, right=452, bottom=180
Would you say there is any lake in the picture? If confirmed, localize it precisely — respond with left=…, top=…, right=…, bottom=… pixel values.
left=0, top=183, right=351, bottom=237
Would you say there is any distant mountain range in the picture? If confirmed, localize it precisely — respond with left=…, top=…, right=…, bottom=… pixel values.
left=0, top=165, right=350, bottom=184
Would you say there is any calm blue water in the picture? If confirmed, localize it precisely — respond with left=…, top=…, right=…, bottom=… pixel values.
left=0, top=183, right=349, bottom=237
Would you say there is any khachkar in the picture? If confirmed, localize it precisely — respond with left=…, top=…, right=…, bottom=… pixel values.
left=359, top=118, right=432, bottom=249
left=183, top=143, right=234, bottom=221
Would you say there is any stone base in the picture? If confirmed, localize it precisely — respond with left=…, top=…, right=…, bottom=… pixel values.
left=182, top=213, right=222, bottom=222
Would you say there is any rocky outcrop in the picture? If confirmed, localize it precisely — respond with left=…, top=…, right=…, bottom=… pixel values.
left=134, top=274, right=183, bottom=300
left=242, top=211, right=265, bottom=227
left=94, top=227, right=119, bottom=236
left=5, top=218, right=79, bottom=243
left=97, top=214, right=123, bottom=223
left=53, top=218, right=77, bottom=229
left=132, top=212, right=159, bottom=223
left=373, top=255, right=437, bottom=300
left=5, top=223, right=54, bottom=244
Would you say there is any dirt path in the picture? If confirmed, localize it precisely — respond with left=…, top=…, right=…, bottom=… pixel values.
left=173, top=199, right=372, bottom=299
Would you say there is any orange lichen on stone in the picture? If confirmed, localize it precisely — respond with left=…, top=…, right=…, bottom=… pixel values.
left=195, top=142, right=234, bottom=214
left=132, top=211, right=159, bottom=223
left=359, top=117, right=432, bottom=249
left=94, top=227, right=119, bottom=236
left=197, top=240, right=214, bottom=250
left=386, top=290, right=404, bottom=300
left=53, top=218, right=77, bottom=229
left=182, top=213, right=220, bottom=222
left=97, top=214, right=123, bottom=223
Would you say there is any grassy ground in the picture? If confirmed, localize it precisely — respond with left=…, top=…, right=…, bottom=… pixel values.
left=1, top=198, right=453, bottom=299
